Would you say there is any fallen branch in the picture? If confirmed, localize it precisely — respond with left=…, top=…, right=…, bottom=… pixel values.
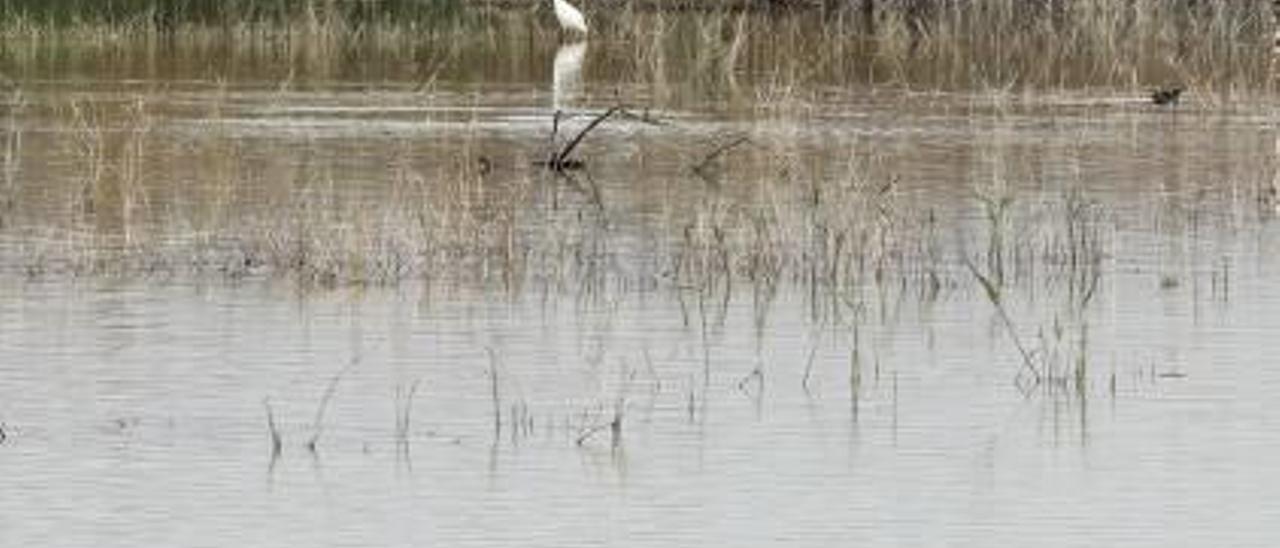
left=306, top=357, right=358, bottom=453
left=538, top=106, right=622, bottom=172
left=692, top=134, right=752, bottom=176
left=961, top=254, right=1042, bottom=387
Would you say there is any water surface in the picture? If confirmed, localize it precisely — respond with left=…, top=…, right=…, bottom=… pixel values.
left=2, top=11, right=1280, bottom=546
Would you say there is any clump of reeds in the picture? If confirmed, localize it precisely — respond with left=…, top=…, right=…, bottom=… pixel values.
left=0, top=90, right=22, bottom=230
left=393, top=379, right=421, bottom=458
left=485, top=347, right=503, bottom=436
left=961, top=179, right=1115, bottom=396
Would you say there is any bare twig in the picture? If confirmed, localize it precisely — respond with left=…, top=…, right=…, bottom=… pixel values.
left=737, top=365, right=764, bottom=394
left=306, top=357, right=358, bottom=453
left=800, top=343, right=820, bottom=395
left=575, top=420, right=610, bottom=446
left=395, top=379, right=422, bottom=442
left=575, top=405, right=625, bottom=448
left=543, top=106, right=621, bottom=171
left=692, top=134, right=752, bottom=175
left=577, top=361, right=634, bottom=448
left=263, top=397, right=282, bottom=457
left=551, top=109, right=563, bottom=148
left=641, top=348, right=662, bottom=393
left=962, top=254, right=1042, bottom=386
left=485, top=347, right=502, bottom=435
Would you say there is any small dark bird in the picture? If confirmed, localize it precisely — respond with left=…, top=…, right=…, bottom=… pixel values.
left=1151, top=86, right=1184, bottom=106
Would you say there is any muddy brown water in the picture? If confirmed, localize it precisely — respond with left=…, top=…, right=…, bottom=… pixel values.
left=2, top=15, right=1280, bottom=547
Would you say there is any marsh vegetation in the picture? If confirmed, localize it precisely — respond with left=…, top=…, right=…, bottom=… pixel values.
left=1, top=2, right=1279, bottom=546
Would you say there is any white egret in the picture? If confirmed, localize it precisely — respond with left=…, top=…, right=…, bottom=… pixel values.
left=552, top=0, right=588, bottom=36
left=552, top=41, right=587, bottom=111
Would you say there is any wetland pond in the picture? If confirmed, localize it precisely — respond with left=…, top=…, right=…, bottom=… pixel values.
left=2, top=9, right=1280, bottom=547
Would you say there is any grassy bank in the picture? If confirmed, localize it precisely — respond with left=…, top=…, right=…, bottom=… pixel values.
left=0, top=1, right=1268, bottom=95
left=0, top=0, right=466, bottom=27
left=0, top=0, right=1268, bottom=31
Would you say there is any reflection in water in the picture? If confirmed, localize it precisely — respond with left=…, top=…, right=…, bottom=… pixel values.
left=1, top=9, right=1280, bottom=546
left=2, top=276, right=1278, bottom=546
left=552, top=40, right=587, bottom=112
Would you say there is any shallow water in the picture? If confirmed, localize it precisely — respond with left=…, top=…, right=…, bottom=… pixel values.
left=3, top=12, right=1280, bottom=546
